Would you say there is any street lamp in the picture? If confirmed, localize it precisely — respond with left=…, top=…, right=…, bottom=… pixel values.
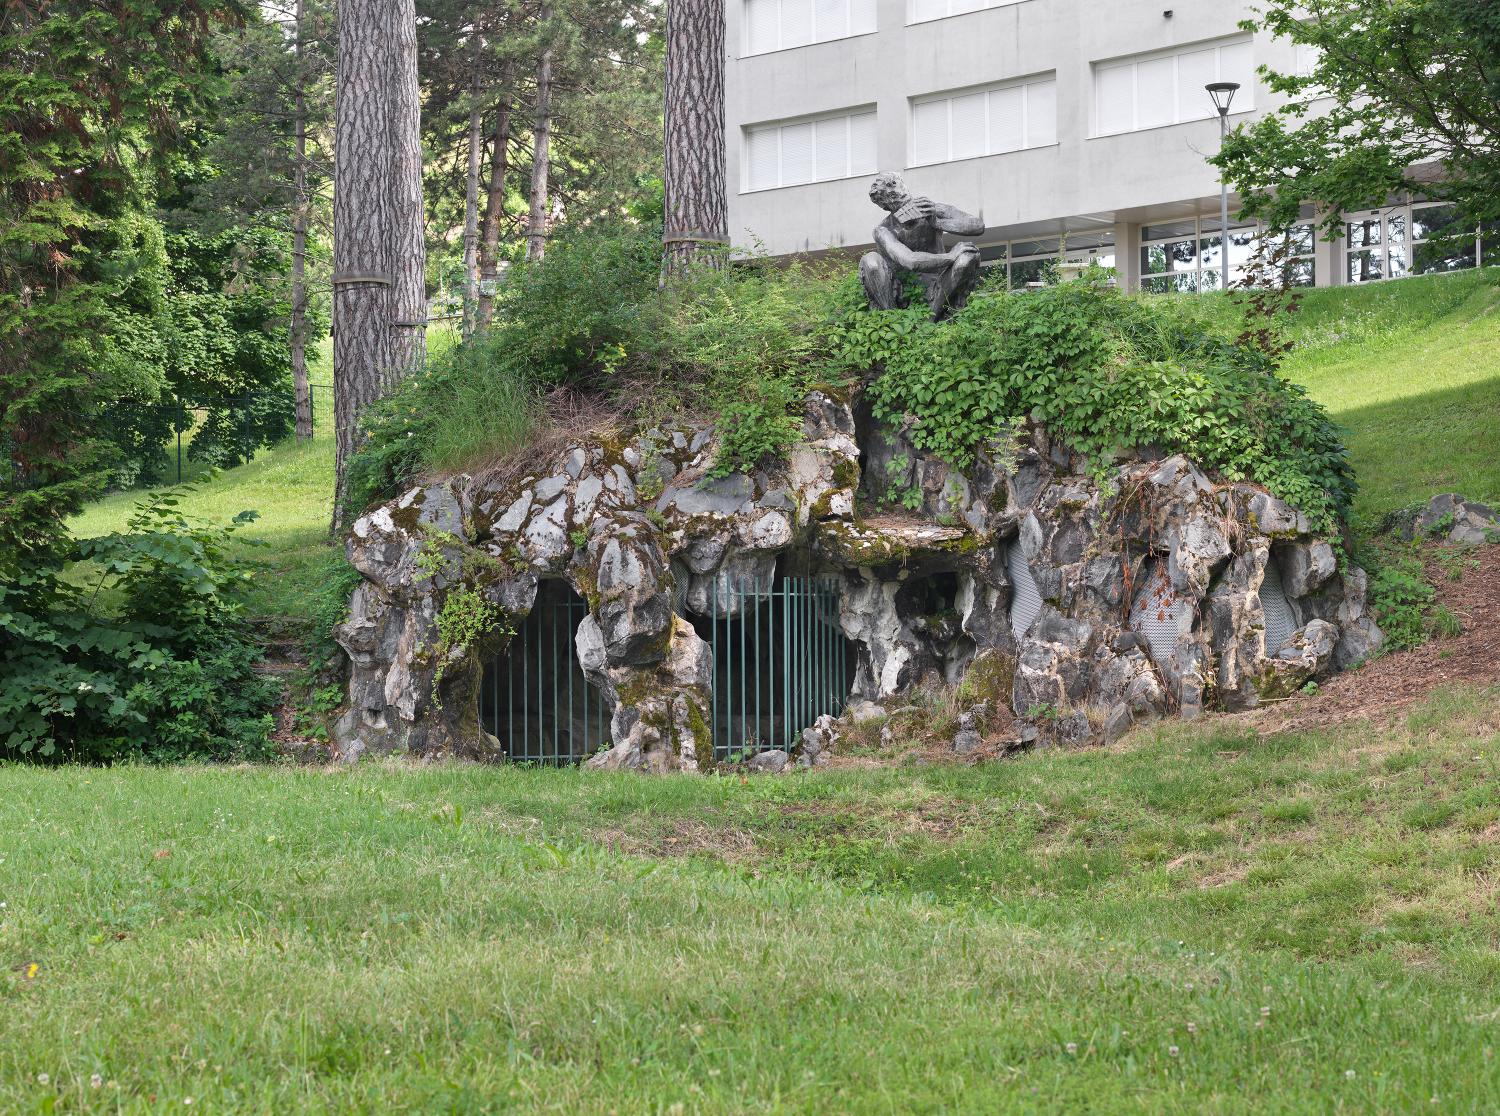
left=1206, top=81, right=1240, bottom=288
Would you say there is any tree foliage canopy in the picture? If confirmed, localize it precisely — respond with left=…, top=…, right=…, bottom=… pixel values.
left=1215, top=0, right=1500, bottom=235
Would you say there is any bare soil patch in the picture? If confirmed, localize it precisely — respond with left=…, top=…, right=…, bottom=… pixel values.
left=1229, top=543, right=1500, bottom=735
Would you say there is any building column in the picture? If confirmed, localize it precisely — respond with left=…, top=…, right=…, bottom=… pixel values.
left=1113, top=221, right=1142, bottom=292
left=1314, top=208, right=1341, bottom=287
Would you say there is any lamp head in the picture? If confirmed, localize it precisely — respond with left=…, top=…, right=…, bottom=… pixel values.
left=1205, top=81, right=1241, bottom=116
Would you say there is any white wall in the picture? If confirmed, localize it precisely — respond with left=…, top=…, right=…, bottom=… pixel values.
left=725, top=0, right=1307, bottom=260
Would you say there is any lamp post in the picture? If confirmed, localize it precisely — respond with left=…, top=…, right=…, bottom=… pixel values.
left=1206, top=81, right=1240, bottom=288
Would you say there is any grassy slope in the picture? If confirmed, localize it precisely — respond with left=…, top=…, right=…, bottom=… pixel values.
left=1279, top=268, right=1500, bottom=525
left=3, top=687, right=1499, bottom=1112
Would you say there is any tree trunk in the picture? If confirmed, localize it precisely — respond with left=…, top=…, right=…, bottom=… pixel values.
left=291, top=0, right=313, bottom=440
left=387, top=0, right=427, bottom=383
left=526, top=6, right=555, bottom=263
left=477, top=60, right=515, bottom=327
left=332, top=0, right=396, bottom=514
left=460, top=36, right=484, bottom=339
left=662, top=0, right=728, bottom=279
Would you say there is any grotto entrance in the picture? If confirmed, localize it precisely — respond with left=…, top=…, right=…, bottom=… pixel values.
left=687, top=569, right=857, bottom=761
left=480, top=580, right=610, bottom=765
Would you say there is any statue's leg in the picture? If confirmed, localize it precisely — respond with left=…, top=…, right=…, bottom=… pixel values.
left=927, top=244, right=982, bottom=321
left=860, top=251, right=906, bottom=311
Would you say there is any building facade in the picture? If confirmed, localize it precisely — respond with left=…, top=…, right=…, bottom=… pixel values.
left=725, top=0, right=1495, bottom=290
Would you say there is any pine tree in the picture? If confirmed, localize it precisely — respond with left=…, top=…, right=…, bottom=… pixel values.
left=662, top=0, right=728, bottom=278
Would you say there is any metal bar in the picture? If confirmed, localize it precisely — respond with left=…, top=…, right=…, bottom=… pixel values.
left=786, top=579, right=798, bottom=744
left=536, top=599, right=543, bottom=762
left=738, top=578, right=746, bottom=755
left=709, top=578, right=718, bottom=759
left=551, top=599, right=560, bottom=763
left=525, top=609, right=531, bottom=759
left=753, top=577, right=762, bottom=751
left=568, top=602, right=575, bottom=761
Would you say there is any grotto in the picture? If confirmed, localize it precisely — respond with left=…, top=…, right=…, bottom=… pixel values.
left=330, top=387, right=1383, bottom=771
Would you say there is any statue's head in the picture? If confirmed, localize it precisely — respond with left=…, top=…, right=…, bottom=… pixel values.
left=869, top=172, right=910, bottom=213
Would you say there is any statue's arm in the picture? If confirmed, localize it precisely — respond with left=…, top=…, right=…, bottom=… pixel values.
left=931, top=202, right=985, bottom=237
left=873, top=225, right=950, bottom=273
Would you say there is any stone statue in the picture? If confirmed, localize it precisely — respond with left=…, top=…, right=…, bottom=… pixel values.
left=860, top=172, right=985, bottom=321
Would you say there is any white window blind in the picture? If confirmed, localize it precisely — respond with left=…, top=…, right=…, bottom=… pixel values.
left=744, top=110, right=878, bottom=191
left=908, top=0, right=1024, bottom=25
left=1093, top=37, right=1255, bottom=136
left=909, top=76, right=1058, bottom=167
left=743, top=0, right=876, bottom=55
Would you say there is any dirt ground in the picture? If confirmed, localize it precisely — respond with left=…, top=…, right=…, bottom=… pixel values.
left=1226, top=542, right=1500, bottom=736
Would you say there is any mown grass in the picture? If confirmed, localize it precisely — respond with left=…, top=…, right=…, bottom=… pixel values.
left=1278, top=268, right=1500, bottom=525
left=3, top=686, right=1499, bottom=1112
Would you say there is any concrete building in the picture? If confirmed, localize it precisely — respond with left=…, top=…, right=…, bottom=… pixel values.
left=725, top=0, right=1493, bottom=290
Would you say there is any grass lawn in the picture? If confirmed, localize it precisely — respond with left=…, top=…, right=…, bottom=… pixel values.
left=3, top=686, right=1500, bottom=1112
left=1279, top=268, right=1500, bottom=526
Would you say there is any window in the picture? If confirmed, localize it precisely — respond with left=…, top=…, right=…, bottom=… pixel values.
left=1345, top=208, right=1406, bottom=284
left=1094, top=37, right=1254, bottom=136
left=910, top=76, right=1057, bottom=166
left=1140, top=217, right=1310, bottom=293
left=743, top=0, right=876, bottom=56
left=976, top=232, right=1115, bottom=290
left=908, top=0, right=1025, bottom=25
left=744, top=109, right=877, bottom=192
left=1411, top=203, right=1478, bottom=275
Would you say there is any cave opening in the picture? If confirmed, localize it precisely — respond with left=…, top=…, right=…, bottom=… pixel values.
left=686, top=566, right=858, bottom=760
left=480, top=580, right=609, bottom=765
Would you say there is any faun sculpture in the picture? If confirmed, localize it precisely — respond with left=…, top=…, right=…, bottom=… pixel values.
left=860, top=172, right=985, bottom=321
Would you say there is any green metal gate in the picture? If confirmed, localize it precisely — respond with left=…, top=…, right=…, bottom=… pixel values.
left=703, top=575, right=849, bottom=762
left=481, top=585, right=609, bottom=765
left=480, top=577, right=851, bottom=765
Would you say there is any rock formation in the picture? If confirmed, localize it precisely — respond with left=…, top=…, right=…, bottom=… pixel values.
left=332, top=390, right=1382, bottom=769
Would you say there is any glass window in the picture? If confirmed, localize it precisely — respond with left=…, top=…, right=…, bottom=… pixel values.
left=907, top=0, right=1026, bottom=25
left=910, top=76, right=1058, bottom=166
left=1346, top=218, right=1381, bottom=248
left=1412, top=204, right=1478, bottom=274
left=1141, top=218, right=1298, bottom=293
left=744, top=0, right=877, bottom=55
left=1347, top=250, right=1382, bottom=283
left=1093, top=37, right=1255, bottom=136
left=1010, top=258, right=1051, bottom=287
left=743, top=108, right=877, bottom=191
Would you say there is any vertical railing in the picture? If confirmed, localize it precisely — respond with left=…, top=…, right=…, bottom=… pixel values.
left=483, top=576, right=850, bottom=766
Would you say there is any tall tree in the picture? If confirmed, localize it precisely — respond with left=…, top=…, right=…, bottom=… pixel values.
left=1, top=0, right=248, bottom=562
left=1216, top=0, right=1500, bottom=237
left=291, top=0, right=316, bottom=438
left=477, top=59, right=518, bottom=327
left=460, top=34, right=485, bottom=338
left=388, top=0, right=428, bottom=379
left=526, top=3, right=556, bottom=262
left=332, top=0, right=397, bottom=508
left=662, top=0, right=728, bottom=277
left=332, top=0, right=427, bottom=512
left=192, top=0, right=335, bottom=444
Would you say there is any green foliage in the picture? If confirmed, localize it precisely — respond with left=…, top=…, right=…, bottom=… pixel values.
left=351, top=228, right=1351, bottom=535
left=708, top=380, right=803, bottom=479
left=1366, top=551, right=1437, bottom=652
left=1216, top=0, right=1500, bottom=237
left=0, top=0, right=249, bottom=559
left=345, top=222, right=845, bottom=510
left=838, top=274, right=1356, bottom=530
left=0, top=483, right=276, bottom=763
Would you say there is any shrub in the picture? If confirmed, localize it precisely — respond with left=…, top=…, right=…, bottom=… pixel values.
left=835, top=270, right=1356, bottom=531
left=0, top=484, right=278, bottom=763
left=346, top=230, right=1354, bottom=537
